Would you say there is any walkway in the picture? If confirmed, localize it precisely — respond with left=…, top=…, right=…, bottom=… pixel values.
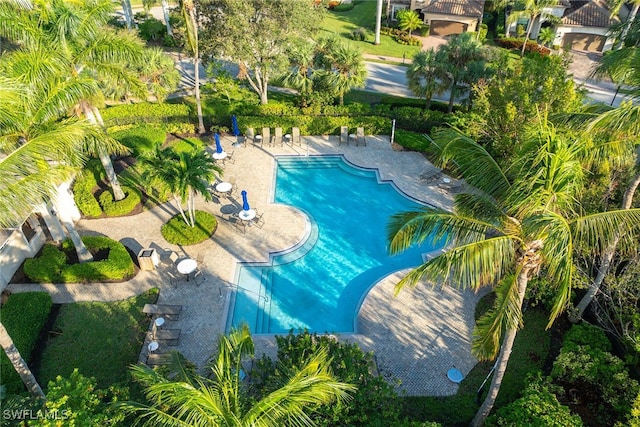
left=8, top=135, right=484, bottom=397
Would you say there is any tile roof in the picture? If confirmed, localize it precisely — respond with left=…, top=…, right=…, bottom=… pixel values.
left=562, top=0, right=617, bottom=27
left=419, top=0, right=486, bottom=18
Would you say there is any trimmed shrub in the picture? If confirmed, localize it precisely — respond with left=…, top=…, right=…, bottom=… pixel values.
left=351, top=27, right=368, bottom=41
left=496, top=37, right=551, bottom=56
left=23, top=237, right=135, bottom=283
left=394, top=129, right=430, bottom=151
left=161, top=210, right=217, bottom=245
left=137, top=17, right=166, bottom=41
left=419, top=24, right=430, bottom=37
left=73, top=160, right=103, bottom=218
left=0, top=292, right=52, bottom=394
left=562, top=322, right=612, bottom=352
left=98, top=186, right=142, bottom=217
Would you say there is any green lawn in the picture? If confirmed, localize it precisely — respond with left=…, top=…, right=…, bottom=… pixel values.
left=320, top=1, right=421, bottom=58
left=37, top=289, right=159, bottom=391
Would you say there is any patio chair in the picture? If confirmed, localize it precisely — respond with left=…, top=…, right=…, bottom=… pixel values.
left=166, top=270, right=180, bottom=289
left=160, top=250, right=179, bottom=269
left=196, top=252, right=206, bottom=268
left=254, top=211, right=265, bottom=229
left=262, top=128, right=270, bottom=147
left=292, top=127, right=301, bottom=146
left=245, top=128, right=255, bottom=145
left=274, top=127, right=283, bottom=146
left=193, top=269, right=205, bottom=287
left=340, top=126, right=348, bottom=145
left=356, top=127, right=366, bottom=146
left=225, top=150, right=235, bottom=164
left=229, top=177, right=238, bottom=197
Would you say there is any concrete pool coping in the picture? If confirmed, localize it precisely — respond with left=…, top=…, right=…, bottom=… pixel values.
left=8, top=134, right=485, bottom=397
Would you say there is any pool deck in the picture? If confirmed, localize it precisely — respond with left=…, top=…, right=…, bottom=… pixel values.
left=8, top=134, right=485, bottom=396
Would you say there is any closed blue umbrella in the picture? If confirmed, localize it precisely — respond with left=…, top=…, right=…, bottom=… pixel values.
left=214, top=133, right=223, bottom=153
left=241, top=190, right=250, bottom=211
left=231, top=115, right=240, bottom=136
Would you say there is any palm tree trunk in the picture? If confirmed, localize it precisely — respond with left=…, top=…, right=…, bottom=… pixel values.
left=448, top=79, right=457, bottom=113
left=121, top=0, right=133, bottom=29
left=619, top=3, right=639, bottom=48
left=520, top=16, right=534, bottom=58
left=173, top=195, right=190, bottom=225
left=374, top=0, right=383, bottom=45
left=161, top=0, right=173, bottom=36
left=573, top=170, right=640, bottom=319
left=61, top=217, right=93, bottom=263
left=471, top=268, right=531, bottom=427
left=82, top=104, right=126, bottom=201
left=0, top=322, right=46, bottom=401
left=194, top=55, right=205, bottom=134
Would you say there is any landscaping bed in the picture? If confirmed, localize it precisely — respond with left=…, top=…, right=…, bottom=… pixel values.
left=161, top=210, right=218, bottom=245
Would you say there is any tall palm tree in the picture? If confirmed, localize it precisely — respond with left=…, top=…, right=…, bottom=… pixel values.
left=120, top=324, right=355, bottom=426
left=374, top=0, right=383, bottom=45
left=610, top=0, right=640, bottom=47
left=570, top=48, right=640, bottom=318
left=139, top=147, right=221, bottom=227
left=180, top=0, right=205, bottom=134
left=508, top=0, right=557, bottom=57
left=0, top=322, right=45, bottom=400
left=316, top=38, right=367, bottom=106
left=0, top=0, right=167, bottom=201
left=387, top=125, right=640, bottom=426
left=406, top=49, right=444, bottom=109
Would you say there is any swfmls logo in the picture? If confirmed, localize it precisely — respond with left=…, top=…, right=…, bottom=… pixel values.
left=2, top=409, right=71, bottom=420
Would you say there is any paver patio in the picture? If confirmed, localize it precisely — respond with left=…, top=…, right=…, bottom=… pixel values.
left=8, top=134, right=485, bottom=396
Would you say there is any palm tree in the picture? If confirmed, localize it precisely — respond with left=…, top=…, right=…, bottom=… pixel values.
left=0, top=322, right=45, bottom=400
left=139, top=147, right=221, bottom=227
left=508, top=0, right=558, bottom=57
left=282, top=40, right=316, bottom=105
left=537, top=26, right=555, bottom=47
left=406, top=49, right=444, bottom=109
left=387, top=125, right=640, bottom=426
left=120, top=324, right=355, bottom=426
left=438, top=33, right=485, bottom=113
left=315, top=38, right=367, bottom=106
left=570, top=48, right=640, bottom=318
left=0, top=46, right=98, bottom=262
left=180, top=0, right=205, bottom=134
left=397, top=9, right=422, bottom=38
left=610, top=0, right=640, bottom=48
left=0, top=0, right=171, bottom=202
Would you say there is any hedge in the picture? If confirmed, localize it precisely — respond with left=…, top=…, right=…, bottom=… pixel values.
left=23, top=236, right=136, bottom=283
left=110, top=124, right=167, bottom=157
left=100, top=102, right=194, bottom=132
left=98, top=186, right=142, bottom=216
left=73, top=168, right=103, bottom=218
left=0, top=292, right=52, bottom=394
left=496, top=37, right=551, bottom=56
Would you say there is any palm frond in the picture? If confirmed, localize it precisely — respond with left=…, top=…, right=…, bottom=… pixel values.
left=427, top=128, right=511, bottom=199
left=387, top=208, right=500, bottom=255
left=571, top=208, right=640, bottom=255
left=395, top=235, right=517, bottom=293
left=472, top=273, right=523, bottom=360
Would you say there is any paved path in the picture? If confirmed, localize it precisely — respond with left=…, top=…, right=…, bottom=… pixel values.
left=9, top=135, right=484, bottom=396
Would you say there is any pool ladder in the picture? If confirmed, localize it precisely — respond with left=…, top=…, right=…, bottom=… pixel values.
left=255, top=270, right=273, bottom=333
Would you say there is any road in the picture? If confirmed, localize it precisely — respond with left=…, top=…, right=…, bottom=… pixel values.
left=131, top=5, right=633, bottom=107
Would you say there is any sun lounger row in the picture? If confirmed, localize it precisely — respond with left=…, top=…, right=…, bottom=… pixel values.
left=339, top=126, right=366, bottom=146
left=245, top=127, right=301, bottom=147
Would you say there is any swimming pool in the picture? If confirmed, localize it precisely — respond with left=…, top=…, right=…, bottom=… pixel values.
left=228, top=156, right=439, bottom=334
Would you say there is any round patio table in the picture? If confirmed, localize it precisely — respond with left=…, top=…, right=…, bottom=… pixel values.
left=212, top=151, right=227, bottom=161
left=177, top=258, right=197, bottom=281
left=148, top=341, right=159, bottom=352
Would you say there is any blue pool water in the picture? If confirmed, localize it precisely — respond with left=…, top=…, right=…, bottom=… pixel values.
left=228, top=156, right=439, bottom=334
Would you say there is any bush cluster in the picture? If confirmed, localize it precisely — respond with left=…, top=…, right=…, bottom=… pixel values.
left=98, top=186, right=142, bottom=216
left=0, top=292, right=52, bottom=394
left=23, top=236, right=136, bottom=283
left=496, top=37, right=551, bottom=56
left=253, top=331, right=413, bottom=426
left=550, top=323, right=639, bottom=424
left=161, top=210, right=217, bottom=245
left=350, top=27, right=368, bottom=41
left=238, top=115, right=390, bottom=137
